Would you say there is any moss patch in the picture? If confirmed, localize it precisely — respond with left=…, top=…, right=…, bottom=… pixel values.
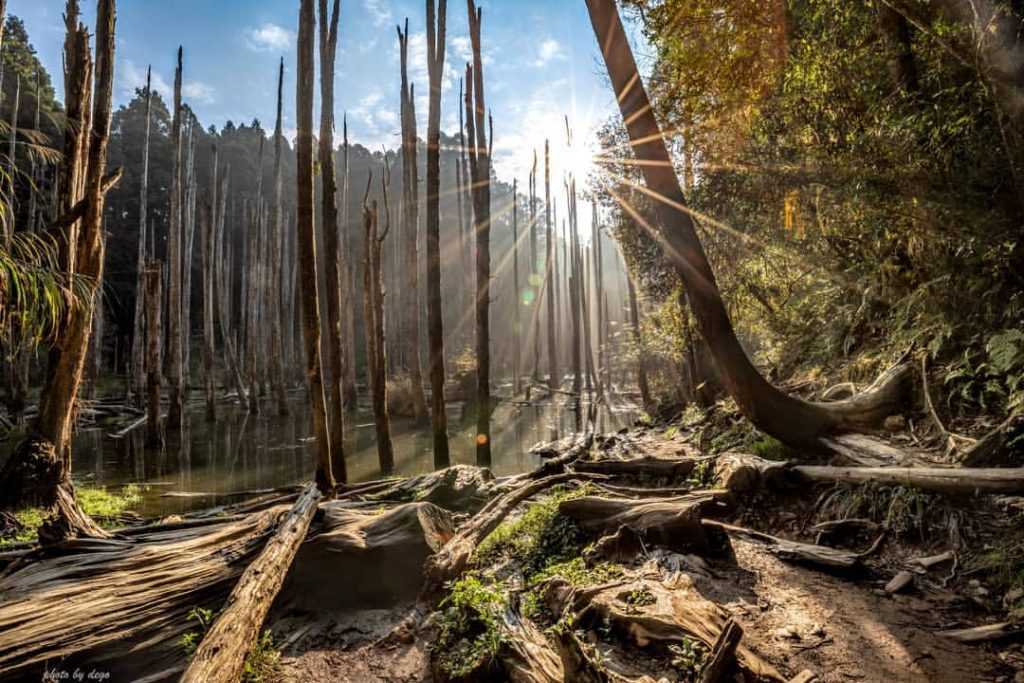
left=0, top=483, right=144, bottom=549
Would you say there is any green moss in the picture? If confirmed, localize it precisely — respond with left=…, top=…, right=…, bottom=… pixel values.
left=750, top=436, right=795, bottom=461
left=434, top=574, right=508, bottom=678
left=0, top=484, right=144, bottom=549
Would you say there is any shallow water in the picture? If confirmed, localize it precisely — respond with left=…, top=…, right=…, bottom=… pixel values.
left=64, top=389, right=638, bottom=518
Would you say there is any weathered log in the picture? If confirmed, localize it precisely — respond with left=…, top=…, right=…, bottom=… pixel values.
left=280, top=501, right=454, bottom=611
left=559, top=491, right=733, bottom=554
left=700, top=618, right=743, bottom=683
left=365, top=464, right=495, bottom=512
left=108, top=414, right=147, bottom=439
left=497, top=606, right=565, bottom=683
left=959, top=414, right=1023, bottom=468
left=793, top=464, right=1024, bottom=495
left=700, top=519, right=879, bottom=571
left=936, top=622, right=1022, bottom=643
left=181, top=483, right=321, bottom=683
left=574, top=455, right=708, bottom=479
left=714, top=453, right=789, bottom=493
left=819, top=433, right=928, bottom=467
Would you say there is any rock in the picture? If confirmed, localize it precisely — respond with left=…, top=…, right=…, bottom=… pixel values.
left=884, top=415, right=907, bottom=432
left=1004, top=588, right=1024, bottom=607
left=886, top=571, right=915, bottom=594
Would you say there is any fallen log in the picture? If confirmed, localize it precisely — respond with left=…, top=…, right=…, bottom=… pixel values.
left=714, top=453, right=789, bottom=493
left=937, top=622, right=1023, bottom=643
left=108, top=414, right=148, bottom=439
left=559, top=491, right=734, bottom=554
left=181, top=483, right=321, bottom=683
left=793, top=464, right=1024, bottom=495
left=700, top=519, right=879, bottom=571
left=573, top=455, right=709, bottom=479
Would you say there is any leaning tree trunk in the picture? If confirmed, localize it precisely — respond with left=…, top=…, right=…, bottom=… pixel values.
left=585, top=0, right=910, bottom=449
left=318, top=0, right=348, bottom=484
left=296, top=0, right=335, bottom=494
left=130, top=65, right=152, bottom=405
left=0, top=0, right=118, bottom=543
left=398, top=19, right=429, bottom=425
left=166, top=47, right=185, bottom=429
left=465, top=0, right=492, bottom=467
left=270, top=58, right=290, bottom=417
left=426, top=0, right=451, bottom=468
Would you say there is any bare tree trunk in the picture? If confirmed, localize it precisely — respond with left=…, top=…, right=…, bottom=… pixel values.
left=567, top=179, right=582, bottom=395
left=318, top=0, right=347, bottom=484
left=544, top=140, right=558, bottom=390
left=246, top=141, right=265, bottom=414
left=297, top=0, right=335, bottom=493
left=593, top=204, right=607, bottom=393
left=362, top=175, right=395, bottom=474
left=270, top=58, right=289, bottom=417
left=529, top=151, right=540, bottom=380
left=512, top=178, right=521, bottom=395
left=144, top=261, right=163, bottom=447
left=586, top=0, right=910, bottom=448
left=182, top=118, right=197, bottom=396
left=398, top=20, right=429, bottom=424
left=0, top=0, right=118, bottom=542
left=426, top=0, right=451, bottom=467
left=340, top=117, right=358, bottom=410
left=456, top=80, right=469, bottom=349
left=626, top=265, right=651, bottom=407
left=465, top=0, right=491, bottom=467
left=214, top=162, right=247, bottom=407
left=166, top=47, right=185, bottom=429
left=201, top=188, right=216, bottom=422
left=130, top=66, right=152, bottom=405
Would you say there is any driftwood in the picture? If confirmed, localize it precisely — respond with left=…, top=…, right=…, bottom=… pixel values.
left=700, top=520, right=881, bottom=571
left=793, top=464, right=1024, bottom=495
left=936, top=622, right=1023, bottom=643
left=280, top=501, right=455, bottom=611
left=181, top=483, right=321, bottom=683
left=559, top=491, right=733, bottom=554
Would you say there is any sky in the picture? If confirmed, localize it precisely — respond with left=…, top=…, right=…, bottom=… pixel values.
left=13, top=0, right=650, bottom=207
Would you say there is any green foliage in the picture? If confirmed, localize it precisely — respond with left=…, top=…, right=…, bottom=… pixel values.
left=434, top=574, right=508, bottom=678
left=179, top=607, right=280, bottom=682
left=668, top=638, right=708, bottom=678
left=178, top=607, right=215, bottom=656
left=750, top=436, right=795, bottom=462
left=0, top=484, right=144, bottom=549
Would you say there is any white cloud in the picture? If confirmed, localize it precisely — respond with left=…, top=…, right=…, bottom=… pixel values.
left=532, top=38, right=566, bottom=68
left=118, top=59, right=214, bottom=106
left=183, top=81, right=216, bottom=104
left=364, top=0, right=392, bottom=28
left=244, top=23, right=294, bottom=52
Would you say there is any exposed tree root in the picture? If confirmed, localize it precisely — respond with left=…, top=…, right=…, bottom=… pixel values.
left=700, top=520, right=881, bottom=571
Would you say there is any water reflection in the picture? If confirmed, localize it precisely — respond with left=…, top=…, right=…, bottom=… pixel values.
left=63, top=391, right=637, bottom=518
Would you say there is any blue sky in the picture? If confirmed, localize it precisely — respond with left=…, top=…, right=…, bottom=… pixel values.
left=14, top=0, right=650, bottom=196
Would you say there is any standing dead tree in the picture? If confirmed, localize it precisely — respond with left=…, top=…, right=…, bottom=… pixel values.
left=398, top=19, right=429, bottom=425
left=0, top=0, right=119, bottom=541
left=340, top=115, right=358, bottom=410
left=465, top=0, right=492, bottom=467
left=362, top=172, right=395, bottom=474
left=426, top=0, right=451, bottom=467
left=130, top=65, right=152, bottom=405
left=297, top=0, right=336, bottom=493
left=529, top=151, right=540, bottom=380
left=201, top=188, right=216, bottom=422
left=318, top=0, right=347, bottom=484
left=144, top=261, right=163, bottom=447
left=586, top=0, right=911, bottom=450
left=512, top=178, right=521, bottom=395
left=166, top=46, right=185, bottom=429
left=544, top=140, right=558, bottom=390
left=245, top=138, right=266, bottom=414
left=270, top=58, right=289, bottom=417
left=214, top=160, right=247, bottom=407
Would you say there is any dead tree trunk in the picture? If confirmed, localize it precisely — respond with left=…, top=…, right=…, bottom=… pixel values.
left=426, top=0, right=451, bottom=468
left=340, top=116, right=358, bottom=410
left=246, top=140, right=266, bottom=414
left=398, top=19, right=429, bottom=425
left=297, top=0, right=336, bottom=494
left=214, top=163, right=247, bottom=407
left=585, top=0, right=910, bottom=449
left=465, top=1, right=491, bottom=467
left=544, top=140, right=558, bottom=390
left=530, top=151, right=540, bottom=380
left=362, top=175, right=395, bottom=474
left=182, top=118, right=197, bottom=394
left=318, top=0, right=348, bottom=484
left=144, top=261, right=163, bottom=447
left=166, top=46, right=185, bottom=429
left=512, top=178, right=521, bottom=395
left=270, top=58, right=289, bottom=417
left=568, top=178, right=582, bottom=395
left=0, top=0, right=118, bottom=542
left=201, top=191, right=216, bottom=422
left=626, top=263, right=651, bottom=407
left=180, top=484, right=321, bottom=683
left=130, top=65, right=152, bottom=405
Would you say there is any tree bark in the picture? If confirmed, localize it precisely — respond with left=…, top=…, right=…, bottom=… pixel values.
left=200, top=192, right=216, bottom=422
left=544, top=140, right=558, bottom=390
left=180, top=484, right=321, bottom=683
left=362, top=176, right=395, bottom=474
left=318, top=0, right=347, bottom=484
left=296, top=0, right=336, bottom=494
left=529, top=151, right=540, bottom=381
left=166, top=46, right=185, bottom=429
left=585, top=0, right=910, bottom=449
left=340, top=117, right=358, bottom=410
left=426, top=0, right=451, bottom=467
left=398, top=19, right=429, bottom=424
left=129, top=65, right=152, bottom=405
left=144, top=260, right=162, bottom=447
left=512, top=178, right=521, bottom=395
left=270, top=58, right=290, bottom=418
left=625, top=258, right=651, bottom=406
left=464, top=1, right=492, bottom=466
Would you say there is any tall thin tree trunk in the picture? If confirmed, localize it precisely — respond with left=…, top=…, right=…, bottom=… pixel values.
left=544, top=140, right=557, bottom=390
left=626, top=267, right=650, bottom=407
left=568, top=179, right=582, bottom=395
left=297, top=0, right=335, bottom=493
left=362, top=175, right=395, bottom=474
left=182, top=118, right=197, bottom=395
left=0, top=0, right=118, bottom=542
left=144, top=261, right=163, bottom=447
left=585, top=0, right=909, bottom=448
left=318, top=0, right=347, bottom=484
left=512, top=178, right=521, bottom=395
left=340, top=116, right=358, bottom=410
left=465, top=0, right=491, bottom=467
left=246, top=140, right=265, bottom=414
left=398, top=20, right=429, bottom=424
left=166, top=47, right=185, bottom=429
left=529, top=151, right=539, bottom=380
left=130, top=66, right=152, bottom=405
left=426, top=0, right=450, bottom=467
left=270, top=58, right=290, bottom=417
left=201, top=185, right=217, bottom=422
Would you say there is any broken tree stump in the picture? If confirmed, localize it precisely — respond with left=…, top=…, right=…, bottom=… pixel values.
left=181, top=483, right=321, bottom=683
left=700, top=618, right=743, bottom=683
